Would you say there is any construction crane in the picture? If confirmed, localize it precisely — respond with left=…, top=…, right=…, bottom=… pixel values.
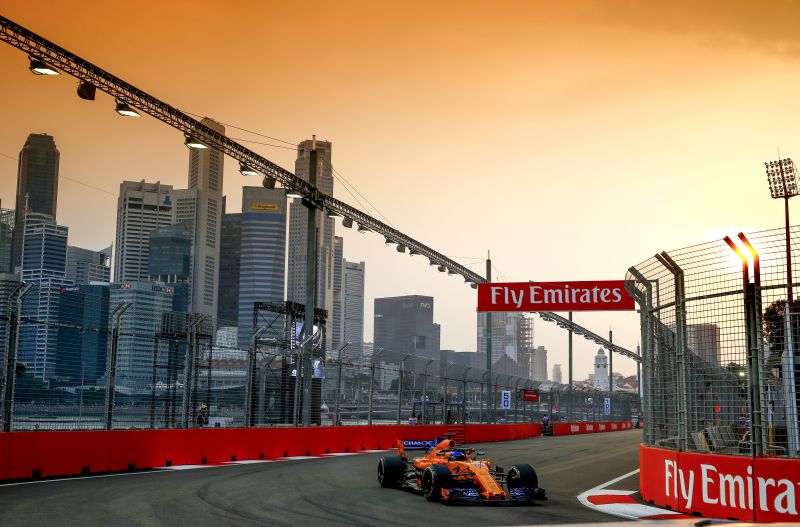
left=0, top=15, right=638, bottom=362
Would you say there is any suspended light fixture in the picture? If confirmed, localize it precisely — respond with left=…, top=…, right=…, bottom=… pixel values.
left=438, top=265, right=446, bottom=273
left=28, top=57, right=59, bottom=76
left=115, top=100, right=141, bottom=117
left=447, top=268, right=458, bottom=276
left=357, top=224, right=370, bottom=233
left=262, top=176, right=276, bottom=189
left=286, top=188, right=303, bottom=199
left=327, top=209, right=342, bottom=219
left=239, top=163, right=259, bottom=176
left=470, top=283, right=478, bottom=289
left=408, top=249, right=419, bottom=257
left=429, top=259, right=438, bottom=267
left=341, top=217, right=354, bottom=228
left=396, top=244, right=406, bottom=253
left=184, top=134, right=207, bottom=149
left=77, top=81, right=96, bottom=100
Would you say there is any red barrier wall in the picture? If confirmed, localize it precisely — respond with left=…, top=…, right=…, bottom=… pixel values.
left=0, top=423, right=542, bottom=482
left=552, top=421, right=633, bottom=436
left=640, top=445, right=800, bottom=522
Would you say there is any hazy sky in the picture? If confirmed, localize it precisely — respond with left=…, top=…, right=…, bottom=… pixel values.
left=1, top=1, right=798, bottom=380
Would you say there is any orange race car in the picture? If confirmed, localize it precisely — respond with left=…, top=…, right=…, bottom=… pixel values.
left=377, top=436, right=546, bottom=504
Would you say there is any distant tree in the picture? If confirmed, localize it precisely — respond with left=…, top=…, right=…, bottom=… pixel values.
left=762, top=299, right=800, bottom=376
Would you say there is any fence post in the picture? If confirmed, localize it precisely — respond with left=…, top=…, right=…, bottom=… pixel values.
left=182, top=314, right=207, bottom=428
left=421, top=359, right=434, bottom=424
left=245, top=327, right=266, bottom=428
left=655, top=252, right=690, bottom=451
left=105, top=302, right=132, bottom=431
left=627, top=268, right=653, bottom=444
left=1, top=283, right=30, bottom=433
left=397, top=354, right=412, bottom=425
left=368, top=348, right=385, bottom=426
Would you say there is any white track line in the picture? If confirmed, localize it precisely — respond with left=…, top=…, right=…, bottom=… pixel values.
left=577, top=469, right=687, bottom=521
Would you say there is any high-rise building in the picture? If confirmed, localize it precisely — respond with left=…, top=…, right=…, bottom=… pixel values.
left=236, top=186, right=287, bottom=345
left=10, top=133, right=59, bottom=274
left=687, top=323, right=721, bottom=366
left=331, top=236, right=344, bottom=352
left=552, top=363, right=563, bottom=384
left=0, top=205, right=14, bottom=273
left=287, top=139, right=334, bottom=351
left=477, top=312, right=533, bottom=377
left=593, top=348, right=609, bottom=390
left=174, top=117, right=225, bottom=318
left=55, top=284, right=110, bottom=386
left=531, top=345, right=548, bottom=382
left=374, top=295, right=441, bottom=364
left=0, top=273, right=21, bottom=362
left=341, top=260, right=365, bottom=361
left=114, top=181, right=174, bottom=282
left=66, top=245, right=111, bottom=285
left=110, top=281, right=174, bottom=389
left=18, top=213, right=71, bottom=383
left=148, top=222, right=192, bottom=312
left=217, top=211, right=241, bottom=324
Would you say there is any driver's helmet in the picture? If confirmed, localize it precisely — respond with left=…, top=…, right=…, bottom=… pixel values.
left=449, top=450, right=467, bottom=461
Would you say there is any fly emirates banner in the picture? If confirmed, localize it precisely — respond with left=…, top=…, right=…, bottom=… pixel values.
left=477, top=281, right=635, bottom=312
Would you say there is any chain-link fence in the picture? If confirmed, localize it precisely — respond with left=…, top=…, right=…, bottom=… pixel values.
left=0, top=285, right=637, bottom=431
left=627, top=225, right=800, bottom=458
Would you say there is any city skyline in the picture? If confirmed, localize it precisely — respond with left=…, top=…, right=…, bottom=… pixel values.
left=3, top=2, right=798, bottom=379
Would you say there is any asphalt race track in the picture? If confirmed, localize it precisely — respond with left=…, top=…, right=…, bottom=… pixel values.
left=0, top=429, right=642, bottom=526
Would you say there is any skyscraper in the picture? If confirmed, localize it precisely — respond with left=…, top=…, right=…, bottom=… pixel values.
left=114, top=181, right=174, bottom=282
left=0, top=205, right=14, bottom=273
left=341, top=260, right=365, bottom=361
left=56, top=284, right=110, bottom=386
left=174, top=117, right=225, bottom=318
left=18, top=213, right=71, bottom=383
left=217, top=211, right=241, bottom=324
left=552, top=363, right=563, bottom=384
left=10, top=133, right=59, bottom=274
left=287, top=139, right=334, bottom=351
left=331, top=236, right=344, bottom=351
left=374, top=295, right=441, bottom=364
left=110, top=281, right=174, bottom=389
left=148, top=222, right=192, bottom=312
left=236, top=186, right=287, bottom=344
left=66, top=245, right=111, bottom=285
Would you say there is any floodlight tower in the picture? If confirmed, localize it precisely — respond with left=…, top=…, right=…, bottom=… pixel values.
left=765, top=158, right=800, bottom=302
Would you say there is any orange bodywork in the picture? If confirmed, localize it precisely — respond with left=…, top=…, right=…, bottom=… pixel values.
left=397, top=438, right=507, bottom=501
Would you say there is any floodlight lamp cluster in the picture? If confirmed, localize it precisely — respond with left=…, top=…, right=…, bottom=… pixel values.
left=764, top=158, right=799, bottom=199
left=28, top=56, right=59, bottom=75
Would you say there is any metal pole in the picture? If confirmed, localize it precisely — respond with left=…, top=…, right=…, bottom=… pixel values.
left=462, top=367, right=471, bottom=424
left=368, top=348, right=384, bottom=426
left=514, top=378, right=522, bottom=423
left=105, top=302, right=131, bottom=431
left=442, top=363, right=454, bottom=424
left=301, top=137, right=320, bottom=427
left=0, top=282, right=23, bottom=432
left=609, top=329, right=613, bottom=394
left=334, top=342, right=351, bottom=427
left=485, top=252, right=493, bottom=424
left=182, top=315, right=204, bottom=428
left=397, top=354, right=412, bottom=425
left=1, top=283, right=31, bottom=432
left=421, top=358, right=434, bottom=424
left=568, top=311, right=573, bottom=421
left=245, top=327, right=266, bottom=428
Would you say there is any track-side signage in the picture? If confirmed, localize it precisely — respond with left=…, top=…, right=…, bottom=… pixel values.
left=522, top=390, right=540, bottom=402
left=477, top=281, right=635, bottom=312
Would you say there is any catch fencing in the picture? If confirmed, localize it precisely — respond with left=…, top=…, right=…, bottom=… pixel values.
left=0, top=287, right=637, bottom=431
left=626, top=225, right=800, bottom=458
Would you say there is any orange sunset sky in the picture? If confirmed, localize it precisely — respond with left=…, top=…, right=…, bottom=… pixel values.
left=1, top=1, right=799, bottom=379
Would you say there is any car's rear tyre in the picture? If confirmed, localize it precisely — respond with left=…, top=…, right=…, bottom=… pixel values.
left=507, top=464, right=538, bottom=489
left=378, top=456, right=405, bottom=488
left=421, top=464, right=452, bottom=502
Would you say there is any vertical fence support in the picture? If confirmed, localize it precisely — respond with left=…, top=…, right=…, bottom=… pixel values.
left=368, top=348, right=384, bottom=426
left=334, top=342, right=351, bottom=427
left=182, top=314, right=207, bottom=429
left=1, top=283, right=29, bottom=433
left=627, top=269, right=653, bottom=444
left=244, top=327, right=266, bottom=428
left=421, top=359, right=434, bottom=424
left=105, top=302, right=132, bottom=431
left=655, top=252, right=690, bottom=451
left=462, top=367, right=472, bottom=424
left=397, top=354, right=411, bottom=425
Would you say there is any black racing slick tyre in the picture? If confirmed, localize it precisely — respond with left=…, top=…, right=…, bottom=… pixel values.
left=506, top=464, right=538, bottom=489
left=421, top=464, right=452, bottom=502
left=378, top=456, right=405, bottom=488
